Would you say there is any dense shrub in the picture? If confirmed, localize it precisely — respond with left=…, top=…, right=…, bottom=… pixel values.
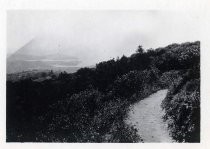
left=154, top=41, right=200, bottom=72
left=162, top=69, right=200, bottom=142
left=7, top=41, right=200, bottom=142
left=112, top=70, right=160, bottom=99
left=159, top=70, right=183, bottom=88
left=35, top=89, right=141, bottom=142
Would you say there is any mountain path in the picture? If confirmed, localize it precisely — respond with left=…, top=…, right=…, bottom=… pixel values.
left=125, top=89, right=174, bottom=143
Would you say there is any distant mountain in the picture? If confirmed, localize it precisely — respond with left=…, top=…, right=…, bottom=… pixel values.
left=7, top=38, right=81, bottom=74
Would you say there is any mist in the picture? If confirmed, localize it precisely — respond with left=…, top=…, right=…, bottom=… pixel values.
left=7, top=10, right=200, bottom=66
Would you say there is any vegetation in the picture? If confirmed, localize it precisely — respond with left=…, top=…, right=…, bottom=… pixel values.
left=161, top=66, right=200, bottom=142
left=7, top=41, right=200, bottom=142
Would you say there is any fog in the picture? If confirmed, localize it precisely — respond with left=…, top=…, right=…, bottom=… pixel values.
left=7, top=10, right=200, bottom=66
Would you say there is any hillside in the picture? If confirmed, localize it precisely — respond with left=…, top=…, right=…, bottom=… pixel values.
left=6, top=41, right=200, bottom=142
left=7, top=38, right=81, bottom=74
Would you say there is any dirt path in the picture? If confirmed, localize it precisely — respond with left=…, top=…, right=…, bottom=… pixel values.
left=126, top=89, right=174, bottom=143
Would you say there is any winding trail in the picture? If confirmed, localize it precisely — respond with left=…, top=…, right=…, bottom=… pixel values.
left=126, top=89, right=174, bottom=143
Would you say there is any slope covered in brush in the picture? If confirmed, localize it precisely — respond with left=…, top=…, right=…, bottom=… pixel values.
left=7, top=41, right=200, bottom=142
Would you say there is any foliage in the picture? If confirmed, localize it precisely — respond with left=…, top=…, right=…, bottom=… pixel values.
left=35, top=89, right=142, bottom=142
left=162, top=68, right=200, bottom=142
left=136, top=45, right=144, bottom=54
left=7, top=41, right=200, bottom=142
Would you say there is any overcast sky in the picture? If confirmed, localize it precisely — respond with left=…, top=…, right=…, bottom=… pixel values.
left=7, top=10, right=200, bottom=65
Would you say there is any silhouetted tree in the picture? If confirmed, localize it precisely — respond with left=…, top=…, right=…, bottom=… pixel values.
left=136, top=45, right=144, bottom=54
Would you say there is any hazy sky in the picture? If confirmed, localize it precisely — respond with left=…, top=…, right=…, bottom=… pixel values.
left=7, top=10, right=200, bottom=65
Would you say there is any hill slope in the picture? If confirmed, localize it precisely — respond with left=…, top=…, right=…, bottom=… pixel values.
left=7, top=38, right=81, bottom=73
left=7, top=41, right=200, bottom=142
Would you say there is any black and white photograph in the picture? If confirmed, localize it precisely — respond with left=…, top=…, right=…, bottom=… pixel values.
left=6, top=10, right=200, bottom=143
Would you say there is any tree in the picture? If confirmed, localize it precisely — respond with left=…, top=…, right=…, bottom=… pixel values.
left=136, top=45, right=144, bottom=54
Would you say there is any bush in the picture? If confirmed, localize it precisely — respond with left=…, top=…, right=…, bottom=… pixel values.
left=162, top=72, right=200, bottom=142
left=35, top=89, right=141, bottom=142
left=7, top=41, right=200, bottom=142
left=112, top=70, right=160, bottom=99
